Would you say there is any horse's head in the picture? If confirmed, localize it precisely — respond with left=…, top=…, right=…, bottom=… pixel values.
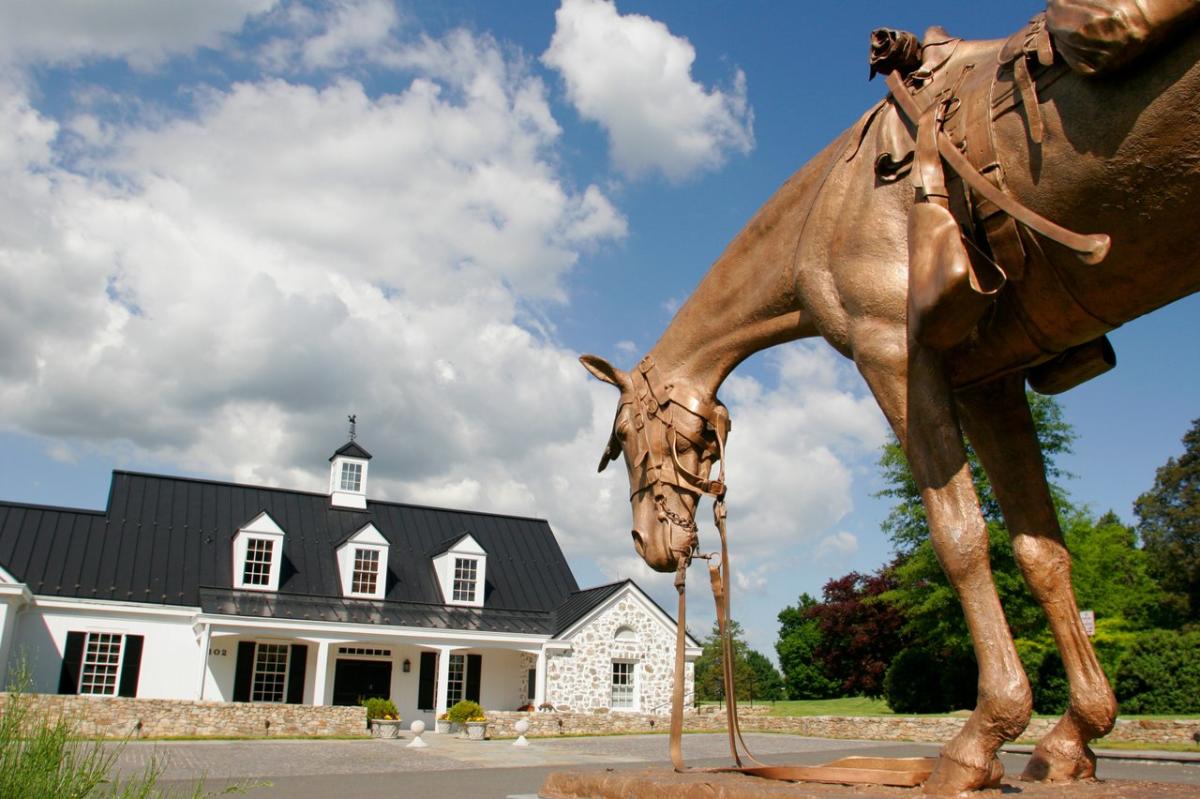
left=580, top=353, right=729, bottom=574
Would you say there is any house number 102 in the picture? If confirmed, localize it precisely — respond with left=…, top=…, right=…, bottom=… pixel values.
left=209, top=648, right=229, bottom=657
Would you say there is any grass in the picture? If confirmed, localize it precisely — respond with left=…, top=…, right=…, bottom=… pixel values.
left=700, top=697, right=899, bottom=717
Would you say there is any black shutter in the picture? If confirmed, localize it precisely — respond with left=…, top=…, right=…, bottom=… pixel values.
left=58, top=631, right=86, bottom=694
left=233, top=641, right=256, bottom=702
left=527, top=668, right=536, bottom=703
left=286, top=644, right=308, bottom=704
left=417, top=651, right=436, bottom=711
left=118, top=635, right=144, bottom=698
left=466, top=654, right=482, bottom=703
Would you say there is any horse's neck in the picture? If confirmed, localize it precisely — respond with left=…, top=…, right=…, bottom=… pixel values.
left=646, top=209, right=813, bottom=400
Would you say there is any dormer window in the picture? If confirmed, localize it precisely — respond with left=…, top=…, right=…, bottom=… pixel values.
left=336, top=523, right=388, bottom=599
left=452, top=558, right=478, bottom=602
left=431, top=533, right=487, bottom=608
left=232, top=512, right=285, bottom=592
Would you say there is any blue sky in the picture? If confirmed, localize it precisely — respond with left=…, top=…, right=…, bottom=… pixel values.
left=0, top=0, right=1196, bottom=661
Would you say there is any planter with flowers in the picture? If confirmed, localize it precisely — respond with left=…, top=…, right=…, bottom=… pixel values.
left=363, top=698, right=402, bottom=739
left=448, top=700, right=487, bottom=740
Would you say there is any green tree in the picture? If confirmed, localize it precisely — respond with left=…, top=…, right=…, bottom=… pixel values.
left=877, top=392, right=1076, bottom=554
left=776, top=593, right=839, bottom=699
left=1134, top=418, right=1200, bottom=623
left=743, top=649, right=786, bottom=701
left=692, top=620, right=756, bottom=702
left=1066, top=510, right=1182, bottom=628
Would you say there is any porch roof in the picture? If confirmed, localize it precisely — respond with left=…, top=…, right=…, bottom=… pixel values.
left=199, top=587, right=555, bottom=635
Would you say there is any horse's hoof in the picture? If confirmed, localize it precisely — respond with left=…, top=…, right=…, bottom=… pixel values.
left=923, top=754, right=1004, bottom=795
left=1021, top=739, right=1097, bottom=782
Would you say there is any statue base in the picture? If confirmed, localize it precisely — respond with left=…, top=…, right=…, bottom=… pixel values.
left=539, top=767, right=1197, bottom=798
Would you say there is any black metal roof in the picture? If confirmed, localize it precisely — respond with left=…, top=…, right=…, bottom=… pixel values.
left=553, top=580, right=627, bottom=635
left=0, top=470, right=578, bottom=612
left=330, top=441, right=372, bottom=461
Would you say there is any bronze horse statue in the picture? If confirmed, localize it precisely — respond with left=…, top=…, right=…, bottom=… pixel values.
left=582, top=4, right=1200, bottom=794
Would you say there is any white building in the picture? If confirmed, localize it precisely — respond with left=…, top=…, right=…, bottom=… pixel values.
left=0, top=440, right=698, bottom=724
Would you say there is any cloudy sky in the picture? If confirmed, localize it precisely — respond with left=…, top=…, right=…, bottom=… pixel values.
left=2, top=0, right=1197, bottom=659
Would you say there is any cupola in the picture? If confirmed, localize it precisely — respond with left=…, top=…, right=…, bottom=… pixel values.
left=329, top=415, right=372, bottom=509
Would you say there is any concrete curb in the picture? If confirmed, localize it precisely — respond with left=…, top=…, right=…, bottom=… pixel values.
left=1001, top=743, right=1200, bottom=764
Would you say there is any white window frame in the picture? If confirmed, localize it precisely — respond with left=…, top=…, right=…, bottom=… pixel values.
left=340, top=462, right=363, bottom=492
left=446, top=653, right=466, bottom=705
left=241, top=538, right=275, bottom=587
left=251, top=641, right=290, bottom=703
left=78, top=632, right=125, bottom=696
left=611, top=660, right=637, bottom=711
left=351, top=548, right=380, bottom=594
left=452, top=558, right=478, bottom=603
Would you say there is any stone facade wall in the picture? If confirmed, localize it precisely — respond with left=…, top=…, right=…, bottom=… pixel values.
left=545, top=592, right=693, bottom=715
left=485, top=709, right=1200, bottom=747
left=518, top=651, right=537, bottom=707
left=0, top=693, right=366, bottom=738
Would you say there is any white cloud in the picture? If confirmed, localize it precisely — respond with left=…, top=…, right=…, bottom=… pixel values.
left=0, top=28, right=629, bottom=546
left=543, top=0, right=753, bottom=181
left=816, top=531, right=859, bottom=559
left=0, top=0, right=276, bottom=69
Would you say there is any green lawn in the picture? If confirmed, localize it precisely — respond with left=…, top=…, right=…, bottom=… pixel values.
left=700, top=697, right=897, bottom=716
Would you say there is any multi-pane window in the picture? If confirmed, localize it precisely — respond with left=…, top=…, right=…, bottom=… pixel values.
left=340, top=462, right=363, bottom=492
left=251, top=643, right=289, bottom=703
left=351, top=548, right=380, bottom=594
left=611, top=661, right=635, bottom=709
left=242, top=538, right=274, bottom=586
left=452, top=558, right=477, bottom=602
left=79, top=633, right=123, bottom=695
left=446, top=653, right=465, bottom=704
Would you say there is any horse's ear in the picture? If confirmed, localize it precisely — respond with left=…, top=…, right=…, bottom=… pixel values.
left=579, top=354, right=628, bottom=388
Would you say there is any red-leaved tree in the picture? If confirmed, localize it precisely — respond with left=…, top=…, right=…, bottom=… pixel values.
left=804, top=565, right=908, bottom=697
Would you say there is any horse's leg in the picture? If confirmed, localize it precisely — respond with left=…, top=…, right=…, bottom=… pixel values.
left=852, top=321, right=1031, bottom=794
left=957, top=374, right=1117, bottom=782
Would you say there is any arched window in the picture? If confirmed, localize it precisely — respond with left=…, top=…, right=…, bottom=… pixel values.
left=613, top=625, right=638, bottom=642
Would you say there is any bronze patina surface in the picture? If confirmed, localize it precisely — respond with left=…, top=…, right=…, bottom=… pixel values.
left=582, top=2, right=1200, bottom=795
left=540, top=769, right=1199, bottom=799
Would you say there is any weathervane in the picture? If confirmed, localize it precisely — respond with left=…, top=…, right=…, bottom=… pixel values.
left=348, top=414, right=357, bottom=441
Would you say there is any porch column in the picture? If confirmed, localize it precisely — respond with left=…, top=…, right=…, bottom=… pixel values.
left=311, top=640, right=332, bottom=706
left=196, top=623, right=211, bottom=700
left=534, top=647, right=547, bottom=708
left=434, top=645, right=453, bottom=720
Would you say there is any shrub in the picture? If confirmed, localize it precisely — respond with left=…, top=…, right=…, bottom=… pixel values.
left=447, top=700, right=485, bottom=724
left=884, top=649, right=944, bottom=713
left=361, top=697, right=400, bottom=721
left=884, top=648, right=977, bottom=713
left=1033, top=651, right=1069, bottom=715
left=1116, top=629, right=1200, bottom=714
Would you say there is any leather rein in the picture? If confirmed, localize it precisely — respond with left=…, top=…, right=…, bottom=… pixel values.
left=621, top=356, right=860, bottom=781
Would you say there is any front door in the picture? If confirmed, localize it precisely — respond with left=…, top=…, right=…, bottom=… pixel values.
left=332, top=659, right=393, bottom=706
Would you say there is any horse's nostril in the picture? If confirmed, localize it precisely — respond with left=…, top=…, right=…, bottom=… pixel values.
left=631, top=530, right=645, bottom=555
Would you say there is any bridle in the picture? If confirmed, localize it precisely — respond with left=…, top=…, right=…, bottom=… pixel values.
left=599, top=354, right=729, bottom=556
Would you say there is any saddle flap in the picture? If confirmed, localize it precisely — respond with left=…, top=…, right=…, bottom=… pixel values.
left=908, top=202, right=1000, bottom=350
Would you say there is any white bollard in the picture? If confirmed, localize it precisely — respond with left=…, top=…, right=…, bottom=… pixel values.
left=512, top=718, right=530, bottom=747
left=407, top=719, right=428, bottom=748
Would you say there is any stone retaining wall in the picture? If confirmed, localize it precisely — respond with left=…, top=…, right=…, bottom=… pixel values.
left=486, top=709, right=1200, bottom=746
left=0, top=693, right=366, bottom=738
